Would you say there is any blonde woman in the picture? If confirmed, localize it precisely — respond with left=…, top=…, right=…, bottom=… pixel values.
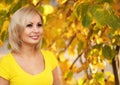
left=0, top=6, right=61, bottom=85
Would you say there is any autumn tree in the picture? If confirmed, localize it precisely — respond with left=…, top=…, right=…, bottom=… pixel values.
left=0, top=0, right=120, bottom=85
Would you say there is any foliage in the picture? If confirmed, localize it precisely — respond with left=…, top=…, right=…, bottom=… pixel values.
left=0, top=0, right=120, bottom=84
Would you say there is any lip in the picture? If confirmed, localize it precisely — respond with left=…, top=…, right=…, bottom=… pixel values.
left=29, top=35, right=40, bottom=40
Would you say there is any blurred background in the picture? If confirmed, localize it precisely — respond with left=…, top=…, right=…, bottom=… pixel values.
left=0, top=0, right=120, bottom=85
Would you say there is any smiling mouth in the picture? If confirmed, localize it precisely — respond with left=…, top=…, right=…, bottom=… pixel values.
left=30, top=36, right=40, bottom=40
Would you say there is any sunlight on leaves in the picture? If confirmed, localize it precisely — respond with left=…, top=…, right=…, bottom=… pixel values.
left=57, top=0, right=67, bottom=5
left=43, top=5, right=54, bottom=16
left=0, top=0, right=119, bottom=84
left=93, top=72, right=105, bottom=85
left=59, top=52, right=66, bottom=62
left=105, top=71, right=115, bottom=85
left=64, top=70, right=73, bottom=80
left=1, top=20, right=9, bottom=33
left=78, top=78, right=86, bottom=85
left=32, top=0, right=39, bottom=6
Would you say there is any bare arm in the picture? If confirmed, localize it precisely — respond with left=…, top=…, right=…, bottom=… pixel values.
left=0, top=77, right=9, bottom=85
left=52, top=67, right=62, bottom=85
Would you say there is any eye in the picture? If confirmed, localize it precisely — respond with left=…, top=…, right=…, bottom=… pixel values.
left=26, top=24, right=33, bottom=27
left=37, top=23, right=43, bottom=27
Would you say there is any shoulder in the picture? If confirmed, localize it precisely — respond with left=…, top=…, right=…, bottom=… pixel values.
left=0, top=53, right=12, bottom=64
left=0, top=53, right=12, bottom=80
left=41, top=50, right=58, bottom=62
left=41, top=49, right=58, bottom=70
left=41, top=49, right=54, bottom=54
left=41, top=49, right=55, bottom=58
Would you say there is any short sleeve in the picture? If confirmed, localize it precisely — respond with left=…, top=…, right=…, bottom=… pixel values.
left=42, top=50, right=59, bottom=70
left=0, top=55, right=11, bottom=80
left=48, top=51, right=58, bottom=70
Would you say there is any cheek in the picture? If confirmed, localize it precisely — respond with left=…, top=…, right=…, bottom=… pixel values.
left=23, top=29, right=31, bottom=34
left=40, top=28, right=44, bottom=34
left=20, top=30, right=30, bottom=39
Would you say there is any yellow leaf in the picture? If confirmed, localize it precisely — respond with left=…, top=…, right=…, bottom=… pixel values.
left=32, top=0, right=39, bottom=6
left=96, top=37, right=103, bottom=44
left=114, top=30, right=120, bottom=35
left=56, top=39, right=66, bottom=49
left=97, top=62, right=105, bottom=70
left=68, top=45, right=75, bottom=56
left=78, top=78, right=86, bottom=85
left=89, top=79, right=94, bottom=85
left=43, top=5, right=54, bottom=16
left=1, top=20, right=9, bottom=33
left=105, top=71, right=115, bottom=82
left=71, top=23, right=76, bottom=29
left=89, top=63, right=98, bottom=74
left=105, top=72, right=115, bottom=82
left=65, top=78, right=78, bottom=85
left=58, top=13, right=63, bottom=19
left=0, top=3, right=10, bottom=10
left=57, top=0, right=67, bottom=4
left=59, top=59, right=72, bottom=73
left=59, top=52, right=66, bottom=62
left=42, top=15, right=46, bottom=24
left=0, top=40, right=3, bottom=46
left=64, top=70, right=73, bottom=80
left=112, top=38, right=115, bottom=44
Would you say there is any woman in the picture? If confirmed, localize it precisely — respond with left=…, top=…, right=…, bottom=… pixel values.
left=0, top=6, right=61, bottom=85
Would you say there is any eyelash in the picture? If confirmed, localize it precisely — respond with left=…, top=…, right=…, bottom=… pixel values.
left=26, top=23, right=43, bottom=27
left=26, top=24, right=32, bottom=27
left=37, top=23, right=42, bottom=27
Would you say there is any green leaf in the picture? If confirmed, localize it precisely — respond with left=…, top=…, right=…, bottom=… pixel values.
left=82, top=13, right=92, bottom=27
left=95, top=0, right=113, bottom=3
left=76, top=3, right=90, bottom=18
left=36, top=5, right=44, bottom=14
left=81, top=3, right=90, bottom=18
left=94, top=8, right=120, bottom=29
left=0, top=10, right=7, bottom=16
left=94, top=72, right=105, bottom=85
left=94, top=72, right=104, bottom=80
left=94, top=9, right=108, bottom=26
left=0, top=17, right=5, bottom=31
left=89, top=5, right=99, bottom=15
left=9, top=2, right=22, bottom=14
left=107, top=14, right=120, bottom=30
left=76, top=4, right=81, bottom=17
left=104, top=0, right=113, bottom=3
left=102, top=45, right=115, bottom=60
left=113, top=35, right=120, bottom=46
left=77, top=40, right=83, bottom=54
left=1, top=31, right=7, bottom=41
left=21, top=0, right=29, bottom=6
left=93, top=44, right=103, bottom=50
left=95, top=0, right=104, bottom=2
left=64, top=70, right=73, bottom=79
left=7, top=43, right=11, bottom=49
left=4, top=0, right=14, bottom=4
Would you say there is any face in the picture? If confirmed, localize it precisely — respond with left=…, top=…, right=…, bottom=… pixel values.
left=20, top=14, right=43, bottom=46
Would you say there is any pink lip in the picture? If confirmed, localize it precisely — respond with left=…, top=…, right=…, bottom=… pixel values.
left=30, top=36, right=40, bottom=40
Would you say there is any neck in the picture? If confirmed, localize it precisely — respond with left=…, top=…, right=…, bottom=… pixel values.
left=15, top=45, right=39, bottom=58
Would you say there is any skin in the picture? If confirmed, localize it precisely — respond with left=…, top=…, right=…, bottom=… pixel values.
left=0, top=14, right=62, bottom=85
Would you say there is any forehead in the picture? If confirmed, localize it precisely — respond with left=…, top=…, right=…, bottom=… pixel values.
left=23, top=14, right=42, bottom=26
left=26, top=14, right=42, bottom=23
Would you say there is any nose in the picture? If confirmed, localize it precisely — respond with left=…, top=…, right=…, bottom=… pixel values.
left=33, top=26, right=39, bottom=33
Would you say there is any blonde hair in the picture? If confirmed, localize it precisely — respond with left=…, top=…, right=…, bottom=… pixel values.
left=8, top=6, right=43, bottom=52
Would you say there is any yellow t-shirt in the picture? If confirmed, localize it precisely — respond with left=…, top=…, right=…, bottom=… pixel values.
left=0, top=50, right=58, bottom=85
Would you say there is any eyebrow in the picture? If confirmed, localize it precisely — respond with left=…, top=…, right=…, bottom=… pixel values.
left=27, top=22, right=42, bottom=24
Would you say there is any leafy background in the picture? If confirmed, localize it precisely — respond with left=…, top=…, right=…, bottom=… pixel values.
left=0, top=0, right=120, bottom=85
